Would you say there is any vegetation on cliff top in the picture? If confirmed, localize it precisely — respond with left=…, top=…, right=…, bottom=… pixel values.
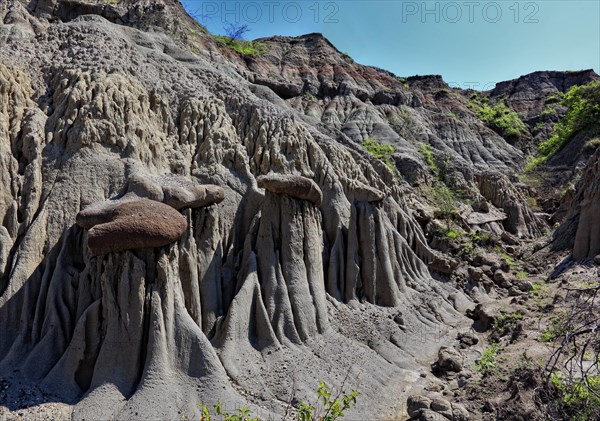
left=526, top=81, right=600, bottom=171
left=468, top=94, right=527, bottom=139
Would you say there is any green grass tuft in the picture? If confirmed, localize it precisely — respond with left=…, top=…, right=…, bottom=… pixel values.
left=214, top=35, right=268, bottom=56
left=475, top=343, right=501, bottom=374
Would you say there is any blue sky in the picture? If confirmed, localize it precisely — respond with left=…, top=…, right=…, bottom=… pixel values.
left=181, top=1, right=600, bottom=88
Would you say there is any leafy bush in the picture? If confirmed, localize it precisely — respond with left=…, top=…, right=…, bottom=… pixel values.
left=494, top=311, right=523, bottom=335
left=419, top=143, right=439, bottom=176
left=198, top=382, right=359, bottom=421
left=469, top=95, right=527, bottom=139
left=429, top=182, right=457, bottom=227
left=549, top=372, right=600, bottom=420
left=198, top=402, right=259, bottom=421
left=468, top=231, right=498, bottom=248
left=397, top=77, right=409, bottom=88
left=437, top=226, right=462, bottom=240
left=475, top=343, right=501, bottom=374
left=214, top=35, right=268, bottom=56
left=298, top=381, right=359, bottom=421
left=363, top=138, right=395, bottom=170
left=498, top=252, right=516, bottom=269
left=527, top=81, right=600, bottom=171
left=539, top=313, right=568, bottom=343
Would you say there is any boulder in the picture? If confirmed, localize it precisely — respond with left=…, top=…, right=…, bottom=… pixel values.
left=451, top=403, right=470, bottom=421
left=457, top=331, right=478, bottom=347
left=428, top=254, right=458, bottom=274
left=508, top=286, right=521, bottom=297
left=341, top=177, right=386, bottom=202
left=257, top=174, right=322, bottom=206
left=466, top=304, right=497, bottom=331
left=493, top=270, right=513, bottom=288
left=127, top=172, right=225, bottom=210
left=519, top=281, right=534, bottom=292
left=162, top=183, right=225, bottom=210
left=467, top=267, right=484, bottom=282
left=501, top=231, right=519, bottom=245
left=595, top=255, right=600, bottom=265
left=431, top=397, right=453, bottom=418
left=438, top=346, right=463, bottom=372
left=77, top=199, right=187, bottom=256
left=419, top=409, right=442, bottom=421
left=407, top=395, right=432, bottom=418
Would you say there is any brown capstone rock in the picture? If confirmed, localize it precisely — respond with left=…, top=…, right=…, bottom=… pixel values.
left=76, top=199, right=187, bottom=256
left=257, top=174, right=322, bottom=206
left=162, top=183, right=225, bottom=210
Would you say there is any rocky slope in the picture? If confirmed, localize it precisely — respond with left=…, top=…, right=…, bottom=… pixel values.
left=0, top=1, right=598, bottom=420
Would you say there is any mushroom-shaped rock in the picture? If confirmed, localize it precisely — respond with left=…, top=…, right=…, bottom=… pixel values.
left=342, top=177, right=386, bottom=202
left=162, top=183, right=225, bottom=210
left=76, top=199, right=187, bottom=256
left=257, top=174, right=322, bottom=206
left=126, top=172, right=225, bottom=210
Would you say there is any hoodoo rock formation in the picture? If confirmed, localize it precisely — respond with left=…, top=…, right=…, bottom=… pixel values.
left=257, top=174, right=323, bottom=206
left=553, top=148, right=600, bottom=260
left=0, top=0, right=597, bottom=420
left=76, top=198, right=188, bottom=256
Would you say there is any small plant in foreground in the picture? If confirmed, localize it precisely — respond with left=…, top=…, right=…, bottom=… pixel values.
left=198, top=382, right=359, bottom=421
left=297, top=381, right=359, bottom=421
left=475, top=343, right=501, bottom=374
left=198, top=402, right=259, bottom=421
left=548, top=372, right=600, bottom=420
left=494, top=311, right=523, bottom=336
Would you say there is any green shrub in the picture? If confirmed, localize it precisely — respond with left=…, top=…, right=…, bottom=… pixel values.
left=516, top=271, right=528, bottom=280
left=498, top=252, right=516, bottom=269
left=475, top=344, right=501, bottom=374
left=419, top=144, right=439, bottom=176
left=363, top=138, right=395, bottom=170
left=199, top=382, right=359, bottom=421
left=298, top=381, right=359, bottom=421
left=397, top=77, right=409, bottom=88
left=494, top=311, right=523, bottom=335
left=539, top=313, right=568, bottom=343
left=524, top=154, right=547, bottom=173
left=214, top=35, right=268, bottom=56
left=437, top=226, right=462, bottom=240
left=469, top=95, right=527, bottom=139
left=468, top=231, right=498, bottom=248
left=537, top=81, right=600, bottom=160
left=550, top=372, right=600, bottom=420
left=198, top=402, right=259, bottom=421
left=429, top=182, right=457, bottom=227
left=450, top=112, right=460, bottom=121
